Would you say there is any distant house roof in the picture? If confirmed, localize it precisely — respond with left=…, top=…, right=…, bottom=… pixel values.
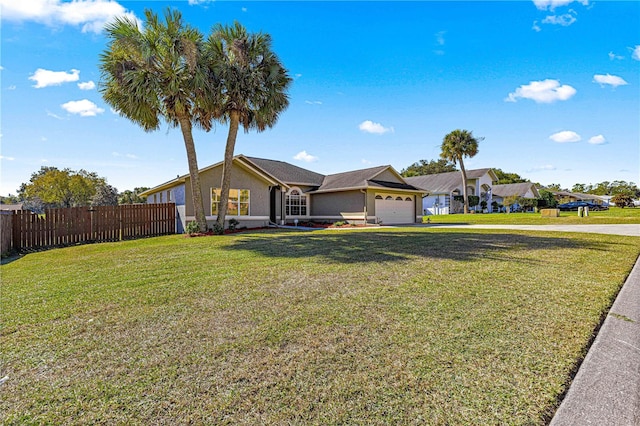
left=550, top=190, right=604, bottom=201
left=405, top=168, right=496, bottom=193
left=492, top=182, right=540, bottom=198
left=0, top=203, right=24, bottom=211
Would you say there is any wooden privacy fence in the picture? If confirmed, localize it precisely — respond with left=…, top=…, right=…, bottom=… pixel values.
left=9, top=203, right=175, bottom=253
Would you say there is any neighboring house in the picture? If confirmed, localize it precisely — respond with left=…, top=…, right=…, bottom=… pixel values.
left=492, top=183, right=540, bottom=212
left=140, top=155, right=426, bottom=232
left=405, top=169, right=498, bottom=215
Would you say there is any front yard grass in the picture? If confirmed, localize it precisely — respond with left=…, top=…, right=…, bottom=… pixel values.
left=2, top=228, right=639, bottom=424
left=423, top=206, right=640, bottom=225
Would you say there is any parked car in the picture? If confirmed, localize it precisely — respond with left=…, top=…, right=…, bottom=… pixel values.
left=557, top=201, right=608, bottom=211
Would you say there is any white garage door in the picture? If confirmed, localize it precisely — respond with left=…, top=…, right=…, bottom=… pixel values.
left=375, top=194, right=415, bottom=224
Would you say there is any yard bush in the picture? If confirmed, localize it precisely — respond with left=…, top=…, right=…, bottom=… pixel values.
left=611, top=193, right=634, bottom=208
left=185, top=221, right=200, bottom=235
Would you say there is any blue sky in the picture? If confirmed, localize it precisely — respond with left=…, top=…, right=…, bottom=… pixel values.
left=1, top=0, right=639, bottom=196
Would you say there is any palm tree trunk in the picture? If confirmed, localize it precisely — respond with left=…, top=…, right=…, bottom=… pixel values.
left=216, top=109, right=240, bottom=232
left=178, top=116, right=208, bottom=232
left=459, top=157, right=469, bottom=214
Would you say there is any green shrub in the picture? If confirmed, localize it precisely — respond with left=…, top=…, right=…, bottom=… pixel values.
left=228, top=218, right=240, bottom=231
left=211, top=222, right=224, bottom=235
left=468, top=195, right=480, bottom=208
left=611, top=193, right=634, bottom=208
left=185, top=221, right=200, bottom=235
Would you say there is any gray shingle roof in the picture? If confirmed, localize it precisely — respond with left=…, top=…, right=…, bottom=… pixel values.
left=492, top=183, right=539, bottom=198
left=405, top=168, right=493, bottom=193
left=314, top=165, right=389, bottom=192
left=244, top=156, right=325, bottom=186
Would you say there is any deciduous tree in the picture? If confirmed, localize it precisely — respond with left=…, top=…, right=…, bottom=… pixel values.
left=18, top=167, right=112, bottom=209
left=400, top=159, right=456, bottom=177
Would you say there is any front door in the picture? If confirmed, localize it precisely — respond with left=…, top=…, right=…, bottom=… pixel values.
left=269, top=187, right=277, bottom=223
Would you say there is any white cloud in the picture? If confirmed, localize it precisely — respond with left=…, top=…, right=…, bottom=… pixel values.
left=61, top=99, right=104, bottom=116
left=0, top=0, right=138, bottom=34
left=359, top=120, right=394, bottom=134
left=304, top=100, right=322, bottom=105
left=8, top=85, right=16, bottom=90
left=188, top=0, right=213, bottom=5
left=532, top=21, right=542, bottom=32
left=361, top=159, right=372, bottom=165
left=435, top=31, right=446, bottom=46
left=78, top=81, right=96, bottom=90
left=593, top=74, right=627, bottom=88
left=533, top=0, right=588, bottom=11
left=608, top=51, right=624, bottom=60
left=632, top=45, right=640, bottom=61
left=30, top=68, right=79, bottom=88
left=112, top=152, right=138, bottom=159
left=542, top=12, right=577, bottom=27
left=241, top=7, right=247, bottom=12
left=46, top=110, right=65, bottom=120
left=549, top=130, right=581, bottom=143
left=588, top=135, right=607, bottom=145
left=505, top=79, right=576, bottom=103
left=293, top=150, right=318, bottom=163
left=0, top=155, right=16, bottom=161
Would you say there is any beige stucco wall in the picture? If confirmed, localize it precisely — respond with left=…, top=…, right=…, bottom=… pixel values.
left=183, top=163, right=272, bottom=217
left=311, top=190, right=367, bottom=216
left=373, top=169, right=402, bottom=183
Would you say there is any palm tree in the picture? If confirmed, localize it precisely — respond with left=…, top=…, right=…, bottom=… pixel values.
left=203, top=22, right=292, bottom=232
left=99, top=8, right=210, bottom=232
left=440, top=129, right=484, bottom=214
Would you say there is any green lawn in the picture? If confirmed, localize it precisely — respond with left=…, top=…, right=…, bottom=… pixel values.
left=2, top=228, right=639, bottom=424
left=422, top=206, right=640, bottom=225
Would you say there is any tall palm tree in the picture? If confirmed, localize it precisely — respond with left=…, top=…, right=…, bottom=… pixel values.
left=440, top=129, right=484, bottom=214
left=99, top=8, right=210, bottom=232
left=203, top=22, right=292, bottom=231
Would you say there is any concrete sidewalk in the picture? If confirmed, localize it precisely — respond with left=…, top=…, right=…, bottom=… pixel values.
left=550, top=254, right=640, bottom=425
left=415, top=223, right=640, bottom=237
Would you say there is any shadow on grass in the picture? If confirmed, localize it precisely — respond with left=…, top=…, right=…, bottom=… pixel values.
left=225, top=230, right=612, bottom=264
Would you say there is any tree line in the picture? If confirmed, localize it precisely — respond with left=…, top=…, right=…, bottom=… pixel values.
left=1, top=166, right=148, bottom=213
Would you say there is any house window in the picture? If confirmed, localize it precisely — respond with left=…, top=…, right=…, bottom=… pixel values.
left=405, top=197, right=412, bottom=201
left=286, top=188, right=307, bottom=216
left=167, top=190, right=172, bottom=202
left=211, top=188, right=250, bottom=216
left=159, top=192, right=163, bottom=203
left=375, top=195, right=383, bottom=200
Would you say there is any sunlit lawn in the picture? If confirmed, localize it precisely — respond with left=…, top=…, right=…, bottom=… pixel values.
left=2, top=227, right=639, bottom=424
left=423, top=206, right=640, bottom=225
